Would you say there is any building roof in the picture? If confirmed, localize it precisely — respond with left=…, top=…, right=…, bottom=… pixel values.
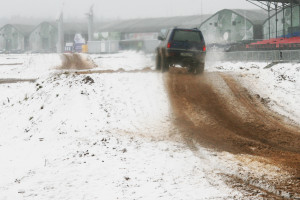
left=95, top=14, right=212, bottom=33
left=200, top=9, right=268, bottom=27
left=231, top=9, right=268, bottom=25
left=27, top=21, right=88, bottom=35
left=30, top=21, right=58, bottom=33
left=250, top=0, right=299, bottom=4
left=0, top=24, right=35, bottom=36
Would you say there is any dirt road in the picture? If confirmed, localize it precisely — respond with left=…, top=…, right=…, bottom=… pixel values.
left=164, top=68, right=300, bottom=197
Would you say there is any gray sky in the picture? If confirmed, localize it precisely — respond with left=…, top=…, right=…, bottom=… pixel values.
left=0, top=0, right=259, bottom=20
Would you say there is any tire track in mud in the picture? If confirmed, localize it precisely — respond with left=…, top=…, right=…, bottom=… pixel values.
left=164, top=70, right=300, bottom=197
left=72, top=67, right=154, bottom=75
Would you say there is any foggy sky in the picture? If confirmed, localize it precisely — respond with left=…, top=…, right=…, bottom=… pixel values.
left=0, top=0, right=259, bottom=20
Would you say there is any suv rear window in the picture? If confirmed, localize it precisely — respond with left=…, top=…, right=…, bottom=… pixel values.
left=172, top=30, right=203, bottom=42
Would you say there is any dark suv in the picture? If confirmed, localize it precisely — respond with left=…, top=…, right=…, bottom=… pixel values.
left=156, top=28, right=206, bottom=74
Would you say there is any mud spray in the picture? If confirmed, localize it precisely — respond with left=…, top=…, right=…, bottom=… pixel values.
left=58, top=53, right=97, bottom=70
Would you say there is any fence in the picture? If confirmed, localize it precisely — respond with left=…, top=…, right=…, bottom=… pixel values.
left=206, top=50, right=300, bottom=62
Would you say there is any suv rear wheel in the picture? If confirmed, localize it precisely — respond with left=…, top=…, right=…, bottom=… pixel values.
left=155, top=54, right=161, bottom=70
left=195, top=62, right=205, bottom=74
left=161, top=56, right=169, bottom=72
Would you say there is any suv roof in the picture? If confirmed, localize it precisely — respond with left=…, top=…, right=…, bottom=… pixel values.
left=174, top=27, right=200, bottom=30
left=168, top=28, right=204, bottom=42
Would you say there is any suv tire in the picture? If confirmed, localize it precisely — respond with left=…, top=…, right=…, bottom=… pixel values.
left=155, top=54, right=161, bottom=70
left=195, top=62, right=205, bottom=74
left=161, top=56, right=169, bottom=72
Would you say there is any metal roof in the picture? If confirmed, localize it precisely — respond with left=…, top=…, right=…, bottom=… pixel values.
left=0, top=24, right=35, bottom=36
left=28, top=22, right=88, bottom=35
left=30, top=21, right=57, bottom=33
left=251, top=0, right=299, bottom=4
left=246, top=0, right=300, bottom=11
left=95, top=15, right=212, bottom=33
left=231, top=9, right=269, bottom=25
left=200, top=9, right=268, bottom=26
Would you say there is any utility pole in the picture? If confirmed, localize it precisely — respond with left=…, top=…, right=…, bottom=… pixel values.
left=268, top=1, right=271, bottom=39
left=275, top=2, right=278, bottom=38
left=57, top=11, right=64, bottom=53
left=87, top=5, right=94, bottom=41
left=291, top=1, right=293, bottom=37
left=283, top=3, right=286, bottom=37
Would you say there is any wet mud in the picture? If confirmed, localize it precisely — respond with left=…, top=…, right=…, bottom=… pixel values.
left=164, top=68, right=300, bottom=197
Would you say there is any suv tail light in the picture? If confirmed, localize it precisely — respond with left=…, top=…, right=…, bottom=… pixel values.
left=167, top=42, right=171, bottom=48
left=203, top=45, right=206, bottom=52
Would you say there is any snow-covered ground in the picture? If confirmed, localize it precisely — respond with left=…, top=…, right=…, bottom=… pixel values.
left=206, top=61, right=300, bottom=125
left=0, top=52, right=298, bottom=199
left=0, top=54, right=61, bottom=79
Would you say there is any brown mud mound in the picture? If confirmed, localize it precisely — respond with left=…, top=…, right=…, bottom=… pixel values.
left=165, top=71, right=300, bottom=196
left=58, top=54, right=97, bottom=70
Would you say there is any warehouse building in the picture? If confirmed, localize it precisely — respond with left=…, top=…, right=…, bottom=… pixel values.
left=29, top=22, right=88, bottom=53
left=0, top=24, right=34, bottom=52
left=199, top=9, right=268, bottom=44
left=29, top=22, right=58, bottom=53
left=96, top=15, right=211, bottom=40
left=94, top=15, right=211, bottom=52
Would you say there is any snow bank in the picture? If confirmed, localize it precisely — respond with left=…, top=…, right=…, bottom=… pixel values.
left=90, top=51, right=154, bottom=71
left=0, top=54, right=61, bottom=79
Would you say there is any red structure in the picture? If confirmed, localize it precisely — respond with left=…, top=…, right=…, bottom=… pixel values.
left=246, top=36, right=300, bottom=49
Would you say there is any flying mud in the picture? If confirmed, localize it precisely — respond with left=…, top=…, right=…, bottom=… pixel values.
left=164, top=67, right=300, bottom=197
left=59, top=53, right=97, bottom=70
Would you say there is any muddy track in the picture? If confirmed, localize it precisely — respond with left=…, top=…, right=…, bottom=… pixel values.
left=0, top=78, right=36, bottom=84
left=73, top=67, right=153, bottom=75
left=164, top=69, right=300, bottom=196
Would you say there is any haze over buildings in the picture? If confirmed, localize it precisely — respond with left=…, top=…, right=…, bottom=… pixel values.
left=0, top=0, right=258, bottom=21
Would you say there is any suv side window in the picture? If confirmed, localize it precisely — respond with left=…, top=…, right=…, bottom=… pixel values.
left=172, top=30, right=203, bottom=42
left=165, top=29, right=172, bottom=40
